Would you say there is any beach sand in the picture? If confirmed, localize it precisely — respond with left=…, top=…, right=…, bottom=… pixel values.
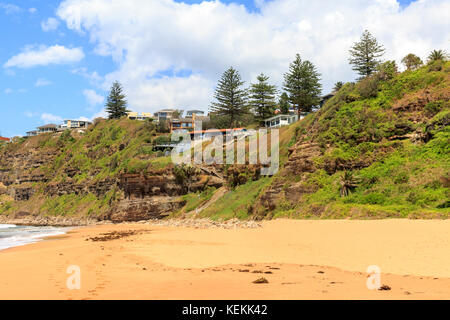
left=0, top=219, right=449, bottom=300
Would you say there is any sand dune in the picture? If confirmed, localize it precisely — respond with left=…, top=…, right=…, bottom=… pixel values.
left=0, top=219, right=449, bottom=300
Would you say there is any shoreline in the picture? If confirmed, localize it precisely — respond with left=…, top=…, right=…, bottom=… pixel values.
left=0, top=219, right=449, bottom=299
left=1, top=213, right=449, bottom=228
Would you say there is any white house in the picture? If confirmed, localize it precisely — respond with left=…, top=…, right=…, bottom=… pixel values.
left=264, top=114, right=299, bottom=128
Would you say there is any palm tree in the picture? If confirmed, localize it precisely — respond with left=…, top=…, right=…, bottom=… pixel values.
left=427, top=50, right=448, bottom=63
left=333, top=81, right=344, bottom=92
left=339, top=171, right=359, bottom=197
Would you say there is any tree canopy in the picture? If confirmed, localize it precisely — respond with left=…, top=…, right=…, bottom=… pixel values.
left=210, top=67, right=248, bottom=127
left=427, top=50, right=448, bottom=63
left=401, top=53, right=423, bottom=71
left=349, top=30, right=385, bottom=79
left=249, top=73, right=277, bottom=122
left=105, top=81, right=129, bottom=119
left=283, top=54, right=322, bottom=114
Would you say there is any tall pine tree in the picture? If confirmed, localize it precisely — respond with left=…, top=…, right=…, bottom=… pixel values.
left=106, top=81, right=129, bottom=119
left=210, top=67, right=248, bottom=128
left=249, top=73, right=277, bottom=122
left=349, top=30, right=385, bottom=79
left=283, top=54, right=322, bottom=115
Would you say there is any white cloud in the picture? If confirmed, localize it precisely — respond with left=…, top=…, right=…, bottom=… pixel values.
left=4, top=88, right=12, bottom=94
left=41, top=113, right=63, bottom=123
left=24, top=111, right=37, bottom=118
left=83, top=89, right=104, bottom=108
left=0, top=3, right=21, bottom=15
left=35, top=78, right=52, bottom=87
left=57, top=0, right=450, bottom=113
left=4, top=45, right=84, bottom=68
left=29, top=8, right=37, bottom=14
left=72, top=67, right=103, bottom=85
left=41, top=17, right=60, bottom=32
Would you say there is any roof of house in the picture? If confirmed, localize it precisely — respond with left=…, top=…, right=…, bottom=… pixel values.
left=0, top=136, right=10, bottom=142
left=186, top=110, right=204, bottom=114
left=264, top=114, right=297, bottom=122
left=64, top=119, right=92, bottom=123
left=155, top=109, right=177, bottom=113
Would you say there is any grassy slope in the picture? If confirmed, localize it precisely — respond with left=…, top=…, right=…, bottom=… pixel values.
left=204, top=61, right=449, bottom=220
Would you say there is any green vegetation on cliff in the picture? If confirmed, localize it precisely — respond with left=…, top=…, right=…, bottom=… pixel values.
left=252, top=60, right=449, bottom=219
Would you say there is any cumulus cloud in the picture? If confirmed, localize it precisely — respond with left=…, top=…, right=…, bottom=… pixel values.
left=41, top=113, right=63, bottom=123
left=4, top=45, right=84, bottom=68
left=83, top=89, right=104, bottom=108
left=29, top=8, right=37, bottom=14
left=41, top=17, right=60, bottom=31
left=35, top=78, right=52, bottom=87
left=57, top=0, right=450, bottom=113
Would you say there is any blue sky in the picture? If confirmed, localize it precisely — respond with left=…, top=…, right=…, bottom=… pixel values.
left=0, top=0, right=440, bottom=138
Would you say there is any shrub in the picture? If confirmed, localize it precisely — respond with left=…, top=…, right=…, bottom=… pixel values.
left=156, top=120, right=170, bottom=133
left=361, top=192, right=386, bottom=205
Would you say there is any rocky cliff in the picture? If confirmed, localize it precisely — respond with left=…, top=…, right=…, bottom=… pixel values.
left=0, top=120, right=226, bottom=225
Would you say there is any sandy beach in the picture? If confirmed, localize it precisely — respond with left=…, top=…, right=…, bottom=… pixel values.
left=0, top=219, right=449, bottom=300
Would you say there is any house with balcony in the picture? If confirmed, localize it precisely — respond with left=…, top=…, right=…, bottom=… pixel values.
left=37, top=124, right=58, bottom=134
left=26, top=130, right=38, bottom=137
left=154, top=109, right=179, bottom=122
left=170, top=118, right=194, bottom=133
left=170, top=113, right=211, bottom=133
left=127, top=112, right=153, bottom=121
left=60, top=119, right=92, bottom=130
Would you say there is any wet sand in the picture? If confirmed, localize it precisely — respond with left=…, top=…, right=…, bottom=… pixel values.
left=0, top=219, right=449, bottom=300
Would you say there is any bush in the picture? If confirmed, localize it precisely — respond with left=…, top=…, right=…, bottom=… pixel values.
left=356, top=76, right=379, bottom=99
left=424, top=101, right=446, bottom=117
left=377, top=60, right=398, bottom=81
left=428, top=60, right=444, bottom=72
left=360, top=192, right=386, bottom=205
left=153, top=135, right=171, bottom=145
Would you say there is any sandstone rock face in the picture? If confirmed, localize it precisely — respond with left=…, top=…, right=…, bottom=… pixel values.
left=285, top=142, right=322, bottom=174
left=0, top=142, right=226, bottom=223
left=109, top=196, right=186, bottom=222
left=111, top=169, right=224, bottom=221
